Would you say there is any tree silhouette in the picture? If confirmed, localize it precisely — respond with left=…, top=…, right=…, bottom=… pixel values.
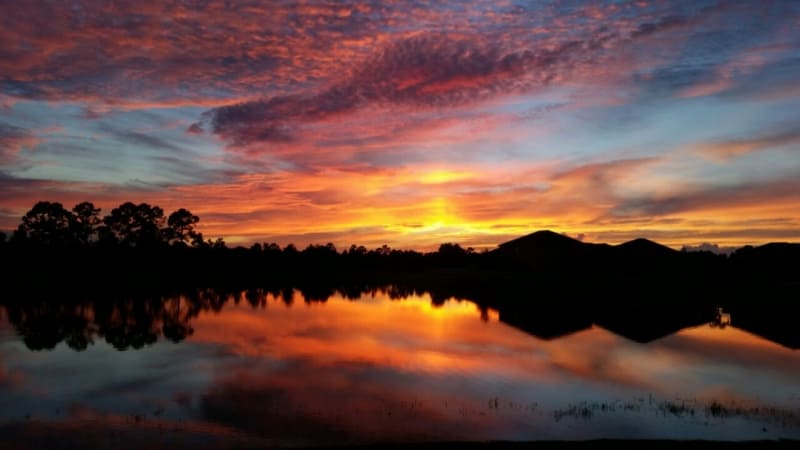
left=165, top=208, right=202, bottom=247
left=102, top=202, right=166, bottom=247
left=210, top=237, right=226, bottom=249
left=71, top=201, right=101, bottom=245
left=161, top=296, right=195, bottom=342
left=438, top=242, right=467, bottom=257
left=16, top=201, right=76, bottom=245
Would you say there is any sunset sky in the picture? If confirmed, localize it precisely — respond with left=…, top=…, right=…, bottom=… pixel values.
left=1, top=0, right=799, bottom=249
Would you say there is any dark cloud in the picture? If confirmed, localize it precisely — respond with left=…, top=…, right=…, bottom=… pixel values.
left=100, top=126, right=187, bottom=153
left=0, top=170, right=55, bottom=202
left=0, top=123, right=37, bottom=161
left=610, top=175, right=800, bottom=218
left=0, top=0, right=393, bottom=104
left=729, top=57, right=800, bottom=101
left=551, top=158, right=657, bottom=189
left=0, top=170, right=169, bottom=230
left=147, top=156, right=246, bottom=185
left=81, top=106, right=110, bottom=120
left=623, top=2, right=800, bottom=99
left=186, top=123, right=203, bottom=134
left=696, top=126, right=800, bottom=160
left=200, top=2, right=764, bottom=148
left=0, top=124, right=29, bottom=141
left=201, top=34, right=596, bottom=145
left=630, top=15, right=688, bottom=38
left=634, top=66, right=714, bottom=95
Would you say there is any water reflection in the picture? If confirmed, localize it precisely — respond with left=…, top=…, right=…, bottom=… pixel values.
left=2, top=286, right=474, bottom=351
left=3, top=287, right=797, bottom=352
left=0, top=289, right=799, bottom=448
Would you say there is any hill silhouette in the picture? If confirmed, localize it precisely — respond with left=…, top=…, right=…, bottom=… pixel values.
left=494, top=230, right=608, bottom=258
left=496, top=230, right=587, bottom=252
left=615, top=237, right=677, bottom=257
left=487, top=231, right=696, bottom=275
left=494, top=231, right=679, bottom=264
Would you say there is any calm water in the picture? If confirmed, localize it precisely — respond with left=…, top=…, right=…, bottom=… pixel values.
left=1, top=289, right=799, bottom=449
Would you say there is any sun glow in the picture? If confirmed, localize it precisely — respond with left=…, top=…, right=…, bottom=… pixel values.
left=418, top=170, right=474, bottom=184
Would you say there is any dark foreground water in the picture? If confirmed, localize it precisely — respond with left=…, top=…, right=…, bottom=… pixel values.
left=0, top=289, right=798, bottom=449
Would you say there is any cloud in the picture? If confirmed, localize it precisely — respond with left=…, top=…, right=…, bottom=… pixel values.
left=611, top=175, right=800, bottom=218
left=103, top=128, right=187, bottom=154
left=630, top=15, right=689, bottom=38
left=196, top=1, right=786, bottom=151
left=186, top=123, right=203, bottom=134
left=551, top=158, right=658, bottom=186
left=625, top=2, right=800, bottom=100
left=694, top=127, right=800, bottom=161
left=0, top=1, right=366, bottom=104
left=681, top=243, right=737, bottom=255
left=0, top=171, right=162, bottom=223
left=198, top=33, right=595, bottom=146
left=0, top=0, right=794, bottom=112
left=0, top=123, right=38, bottom=162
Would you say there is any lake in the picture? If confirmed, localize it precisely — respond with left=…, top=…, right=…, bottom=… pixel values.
left=1, top=288, right=799, bottom=449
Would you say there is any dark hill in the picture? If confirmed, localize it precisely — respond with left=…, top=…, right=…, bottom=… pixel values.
left=492, top=231, right=686, bottom=265
left=490, top=230, right=610, bottom=272
left=489, top=230, right=691, bottom=277
left=730, top=242, right=800, bottom=280
left=615, top=238, right=677, bottom=258
left=609, top=237, right=683, bottom=276
left=497, top=230, right=585, bottom=252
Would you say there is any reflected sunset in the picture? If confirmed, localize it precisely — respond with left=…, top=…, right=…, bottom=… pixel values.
left=1, top=291, right=798, bottom=448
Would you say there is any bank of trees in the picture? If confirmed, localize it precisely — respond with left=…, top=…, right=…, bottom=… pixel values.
left=7, top=200, right=206, bottom=248
left=0, top=200, right=486, bottom=292
left=2, top=200, right=477, bottom=264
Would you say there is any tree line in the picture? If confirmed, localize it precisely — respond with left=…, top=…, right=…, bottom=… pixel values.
left=1, top=201, right=208, bottom=248
left=0, top=200, right=477, bottom=261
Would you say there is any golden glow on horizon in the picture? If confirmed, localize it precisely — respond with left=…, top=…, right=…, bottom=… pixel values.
left=2, top=157, right=798, bottom=250
left=418, top=169, right=475, bottom=184
left=172, top=162, right=799, bottom=249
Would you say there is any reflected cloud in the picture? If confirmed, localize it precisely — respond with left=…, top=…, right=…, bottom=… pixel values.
left=1, top=291, right=799, bottom=446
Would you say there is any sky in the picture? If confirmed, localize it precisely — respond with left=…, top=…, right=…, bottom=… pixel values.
left=1, top=0, right=799, bottom=250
